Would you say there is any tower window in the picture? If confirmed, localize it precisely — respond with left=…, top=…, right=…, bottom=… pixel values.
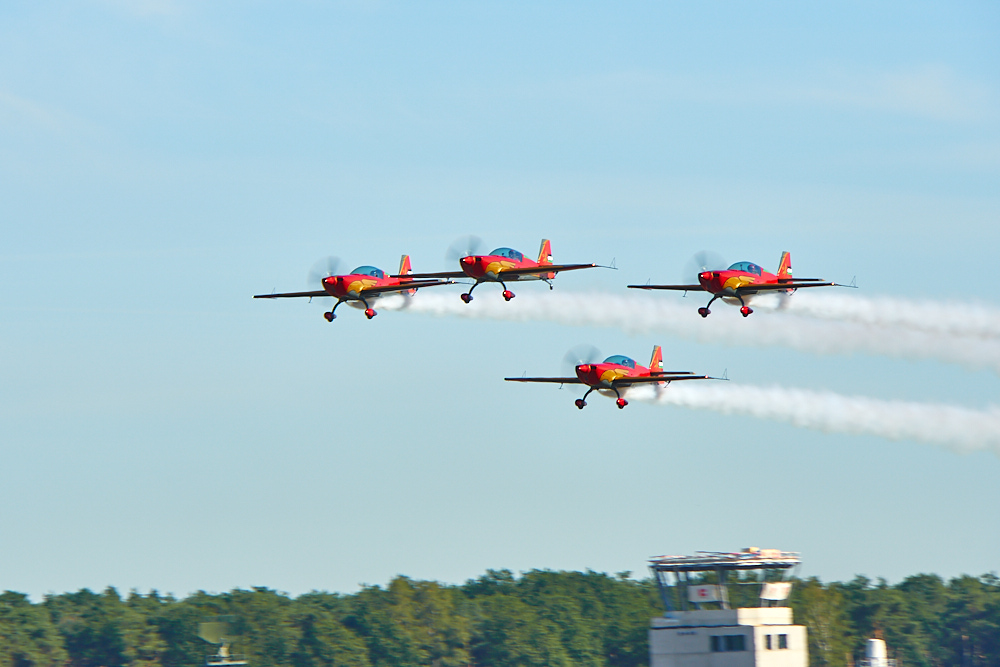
left=710, top=635, right=746, bottom=652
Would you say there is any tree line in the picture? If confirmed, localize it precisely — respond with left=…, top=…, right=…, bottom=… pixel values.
left=1, top=569, right=997, bottom=667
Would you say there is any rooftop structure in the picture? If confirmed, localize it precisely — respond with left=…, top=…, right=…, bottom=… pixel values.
left=648, top=548, right=806, bottom=667
left=650, top=548, right=801, bottom=611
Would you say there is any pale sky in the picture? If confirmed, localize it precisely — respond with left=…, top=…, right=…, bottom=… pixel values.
left=2, top=1, right=999, bottom=600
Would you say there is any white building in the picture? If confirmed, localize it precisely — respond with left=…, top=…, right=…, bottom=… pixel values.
left=648, top=549, right=807, bottom=667
left=650, top=608, right=807, bottom=667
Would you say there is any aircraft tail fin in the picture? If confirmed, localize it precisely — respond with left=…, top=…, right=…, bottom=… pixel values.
left=777, top=251, right=792, bottom=279
left=537, top=239, right=553, bottom=265
left=649, top=345, right=663, bottom=372
left=399, top=255, right=416, bottom=295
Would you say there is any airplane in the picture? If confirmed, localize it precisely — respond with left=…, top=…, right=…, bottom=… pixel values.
left=628, top=251, right=851, bottom=318
left=402, top=239, right=602, bottom=303
left=253, top=255, right=454, bottom=321
left=505, top=345, right=716, bottom=410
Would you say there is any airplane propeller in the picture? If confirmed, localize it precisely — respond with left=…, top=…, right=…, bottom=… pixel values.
left=562, top=344, right=602, bottom=375
left=307, top=256, right=341, bottom=286
left=683, top=250, right=727, bottom=282
left=445, top=235, right=484, bottom=261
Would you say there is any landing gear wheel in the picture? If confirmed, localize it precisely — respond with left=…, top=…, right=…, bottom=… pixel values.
left=616, top=398, right=628, bottom=409
left=502, top=290, right=515, bottom=301
left=740, top=306, right=753, bottom=317
left=575, top=399, right=587, bottom=410
left=698, top=307, right=711, bottom=318
left=460, top=293, right=473, bottom=304
left=324, top=312, right=336, bottom=322
left=364, top=308, right=377, bottom=319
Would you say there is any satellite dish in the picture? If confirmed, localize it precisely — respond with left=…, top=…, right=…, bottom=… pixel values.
left=198, top=616, right=247, bottom=666
left=198, top=621, right=229, bottom=645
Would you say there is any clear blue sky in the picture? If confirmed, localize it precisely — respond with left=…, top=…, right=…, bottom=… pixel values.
left=2, top=1, right=998, bottom=600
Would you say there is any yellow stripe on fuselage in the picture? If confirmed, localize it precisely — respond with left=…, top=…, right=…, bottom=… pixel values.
left=484, top=260, right=518, bottom=277
left=723, top=275, right=758, bottom=291
left=346, top=278, right=378, bottom=295
left=599, top=368, right=632, bottom=385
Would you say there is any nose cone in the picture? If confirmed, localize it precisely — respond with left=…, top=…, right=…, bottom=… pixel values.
left=460, top=255, right=481, bottom=276
left=575, top=364, right=594, bottom=383
left=698, top=271, right=716, bottom=289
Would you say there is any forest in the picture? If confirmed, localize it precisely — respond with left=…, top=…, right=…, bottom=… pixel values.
left=1, top=569, right=998, bottom=667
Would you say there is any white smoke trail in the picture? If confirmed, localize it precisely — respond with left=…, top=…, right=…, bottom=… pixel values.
left=751, top=291, right=1000, bottom=339
left=397, top=291, right=1000, bottom=374
left=626, top=382, right=1000, bottom=457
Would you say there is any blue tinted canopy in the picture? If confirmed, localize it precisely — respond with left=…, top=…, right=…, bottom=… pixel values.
left=602, top=355, right=636, bottom=368
left=727, top=261, right=763, bottom=276
left=350, top=265, right=385, bottom=278
left=488, top=247, right=524, bottom=261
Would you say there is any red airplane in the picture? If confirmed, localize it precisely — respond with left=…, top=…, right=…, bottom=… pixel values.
left=628, top=251, right=847, bottom=318
left=404, top=239, right=600, bottom=303
left=505, top=345, right=716, bottom=410
left=254, top=255, right=454, bottom=321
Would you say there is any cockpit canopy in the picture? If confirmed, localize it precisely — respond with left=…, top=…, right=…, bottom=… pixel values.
left=727, top=261, right=763, bottom=276
left=602, top=355, right=636, bottom=368
left=350, top=265, right=385, bottom=278
left=488, top=247, right=524, bottom=262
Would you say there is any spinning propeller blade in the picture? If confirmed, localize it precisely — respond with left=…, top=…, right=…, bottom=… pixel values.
left=683, top=250, right=727, bottom=282
left=445, top=235, right=484, bottom=261
left=307, top=256, right=341, bottom=286
left=562, top=344, right=602, bottom=375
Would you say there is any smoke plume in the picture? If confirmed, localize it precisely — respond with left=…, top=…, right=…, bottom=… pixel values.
left=399, top=291, right=1000, bottom=374
left=751, top=291, right=1000, bottom=339
left=626, top=382, right=1000, bottom=457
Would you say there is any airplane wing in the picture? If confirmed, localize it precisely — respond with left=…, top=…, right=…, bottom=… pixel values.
left=359, top=280, right=455, bottom=295
left=612, top=374, right=713, bottom=386
left=390, top=270, right=467, bottom=279
left=627, top=284, right=705, bottom=291
left=504, top=377, right=584, bottom=384
left=496, top=262, right=599, bottom=277
left=254, top=290, right=329, bottom=299
left=735, top=281, right=835, bottom=294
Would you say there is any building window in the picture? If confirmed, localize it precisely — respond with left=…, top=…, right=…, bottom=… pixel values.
left=710, top=635, right=747, bottom=652
left=778, top=634, right=788, bottom=649
left=765, top=634, right=772, bottom=650
left=726, top=635, right=746, bottom=651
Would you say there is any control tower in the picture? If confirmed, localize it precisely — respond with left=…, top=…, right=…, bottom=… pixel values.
left=648, top=548, right=807, bottom=667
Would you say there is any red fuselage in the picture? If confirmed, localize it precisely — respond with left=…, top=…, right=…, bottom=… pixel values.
left=575, top=361, right=655, bottom=388
left=460, top=254, right=553, bottom=282
left=322, top=273, right=416, bottom=299
left=698, top=268, right=781, bottom=296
